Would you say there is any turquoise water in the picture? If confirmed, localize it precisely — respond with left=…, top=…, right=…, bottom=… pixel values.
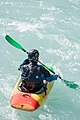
left=0, top=0, right=80, bottom=120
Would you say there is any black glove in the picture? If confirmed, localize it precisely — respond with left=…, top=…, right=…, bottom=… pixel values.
left=18, top=67, right=20, bottom=71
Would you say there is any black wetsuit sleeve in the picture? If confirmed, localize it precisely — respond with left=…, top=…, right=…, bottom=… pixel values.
left=21, top=59, right=29, bottom=65
left=19, top=59, right=29, bottom=70
left=40, top=66, right=50, bottom=77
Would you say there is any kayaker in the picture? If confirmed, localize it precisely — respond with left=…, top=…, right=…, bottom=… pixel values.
left=18, top=49, right=58, bottom=95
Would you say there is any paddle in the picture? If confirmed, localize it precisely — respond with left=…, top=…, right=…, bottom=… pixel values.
left=5, top=35, right=28, bottom=53
left=5, top=35, right=80, bottom=90
left=39, top=61, right=80, bottom=90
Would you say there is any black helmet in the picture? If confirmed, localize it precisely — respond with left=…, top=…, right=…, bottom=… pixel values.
left=28, top=49, right=39, bottom=62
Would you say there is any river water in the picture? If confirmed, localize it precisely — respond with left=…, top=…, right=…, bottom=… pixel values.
left=0, top=0, right=80, bottom=120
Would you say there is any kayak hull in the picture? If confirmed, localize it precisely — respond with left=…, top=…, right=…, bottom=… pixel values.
left=10, top=79, right=54, bottom=111
left=10, top=77, right=54, bottom=111
left=10, top=92, right=40, bottom=111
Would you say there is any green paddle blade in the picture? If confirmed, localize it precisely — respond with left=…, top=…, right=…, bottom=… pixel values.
left=5, top=35, right=26, bottom=52
left=39, top=61, right=80, bottom=90
left=5, top=35, right=80, bottom=91
left=61, top=78, right=80, bottom=90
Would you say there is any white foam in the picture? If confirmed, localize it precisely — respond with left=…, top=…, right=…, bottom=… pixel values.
left=39, top=113, right=53, bottom=120
left=46, top=34, right=80, bottom=61
left=68, top=0, right=80, bottom=5
left=0, top=105, right=20, bottom=120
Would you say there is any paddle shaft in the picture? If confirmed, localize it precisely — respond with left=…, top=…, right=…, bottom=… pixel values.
left=5, top=35, right=80, bottom=90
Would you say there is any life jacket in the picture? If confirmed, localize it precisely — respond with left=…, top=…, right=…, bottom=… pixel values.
left=21, top=64, right=43, bottom=86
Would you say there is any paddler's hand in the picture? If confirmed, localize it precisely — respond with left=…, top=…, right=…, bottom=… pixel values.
left=18, top=67, right=20, bottom=71
left=18, top=67, right=22, bottom=72
left=56, top=73, right=61, bottom=79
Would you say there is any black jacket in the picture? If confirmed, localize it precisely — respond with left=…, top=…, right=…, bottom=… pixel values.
left=19, top=59, right=50, bottom=81
left=18, top=59, right=50, bottom=93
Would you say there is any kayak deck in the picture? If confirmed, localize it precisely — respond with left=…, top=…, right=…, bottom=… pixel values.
left=10, top=78, right=54, bottom=111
